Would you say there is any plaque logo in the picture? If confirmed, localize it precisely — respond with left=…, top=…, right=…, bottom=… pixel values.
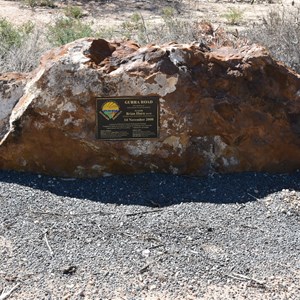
left=100, top=101, right=121, bottom=120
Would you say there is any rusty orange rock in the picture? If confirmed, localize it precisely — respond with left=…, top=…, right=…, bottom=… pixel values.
left=0, top=38, right=300, bottom=177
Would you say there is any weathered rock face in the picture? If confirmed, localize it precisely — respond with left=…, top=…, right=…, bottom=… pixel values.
left=1, top=38, right=300, bottom=177
left=0, top=73, right=27, bottom=141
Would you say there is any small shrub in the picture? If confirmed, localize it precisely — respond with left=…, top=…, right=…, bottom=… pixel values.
left=0, top=18, right=34, bottom=56
left=23, top=0, right=56, bottom=8
left=0, top=18, right=22, bottom=53
left=95, top=27, right=115, bottom=40
left=0, top=19, right=49, bottom=73
left=156, top=6, right=190, bottom=42
left=0, top=30, right=50, bottom=73
left=161, top=6, right=182, bottom=31
left=47, top=18, right=94, bottom=46
left=21, top=21, right=35, bottom=35
left=40, top=0, right=55, bottom=7
left=121, top=13, right=149, bottom=44
left=23, top=0, right=37, bottom=8
left=161, top=6, right=175, bottom=20
left=64, top=5, right=84, bottom=19
left=223, top=7, right=243, bottom=25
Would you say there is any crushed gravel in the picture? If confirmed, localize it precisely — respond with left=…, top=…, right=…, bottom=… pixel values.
left=1, top=170, right=300, bottom=299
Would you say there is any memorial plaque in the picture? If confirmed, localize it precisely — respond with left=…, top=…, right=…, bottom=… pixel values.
left=96, top=96, right=159, bottom=140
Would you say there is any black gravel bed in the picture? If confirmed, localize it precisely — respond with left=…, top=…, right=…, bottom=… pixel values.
left=1, top=170, right=300, bottom=299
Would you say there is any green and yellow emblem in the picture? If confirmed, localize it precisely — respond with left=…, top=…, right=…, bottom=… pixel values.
left=100, top=101, right=121, bottom=120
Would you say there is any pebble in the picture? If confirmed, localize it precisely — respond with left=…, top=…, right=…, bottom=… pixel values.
left=142, top=249, right=150, bottom=257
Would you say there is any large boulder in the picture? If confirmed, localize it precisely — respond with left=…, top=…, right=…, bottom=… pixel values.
left=0, top=38, right=300, bottom=177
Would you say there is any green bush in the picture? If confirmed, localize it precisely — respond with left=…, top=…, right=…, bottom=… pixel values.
left=223, top=7, right=243, bottom=25
left=23, top=0, right=56, bottom=8
left=0, top=18, right=34, bottom=55
left=0, top=18, right=22, bottom=52
left=47, top=18, right=94, bottom=46
left=0, top=30, right=50, bottom=73
left=0, top=18, right=48, bottom=73
left=161, top=6, right=176, bottom=21
left=64, top=5, right=84, bottom=19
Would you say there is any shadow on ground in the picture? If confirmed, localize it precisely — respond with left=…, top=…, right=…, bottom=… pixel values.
left=1, top=170, right=300, bottom=207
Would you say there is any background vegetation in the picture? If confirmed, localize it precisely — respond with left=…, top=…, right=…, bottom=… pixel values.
left=0, top=0, right=299, bottom=74
left=246, top=7, right=300, bottom=73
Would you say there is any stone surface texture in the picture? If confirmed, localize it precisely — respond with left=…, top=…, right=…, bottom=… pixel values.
left=0, top=72, right=27, bottom=141
left=0, top=38, right=300, bottom=177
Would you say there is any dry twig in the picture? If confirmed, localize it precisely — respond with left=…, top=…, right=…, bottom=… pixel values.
left=139, top=264, right=150, bottom=274
left=126, top=209, right=163, bottom=217
left=236, top=204, right=245, bottom=212
left=0, top=283, right=20, bottom=300
left=32, top=210, right=112, bottom=217
left=247, top=193, right=260, bottom=201
left=43, top=230, right=53, bottom=256
left=67, top=210, right=113, bottom=217
left=227, top=272, right=265, bottom=286
left=31, top=210, right=63, bottom=217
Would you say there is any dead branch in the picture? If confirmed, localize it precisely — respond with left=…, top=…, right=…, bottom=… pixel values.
left=43, top=231, right=53, bottom=256
left=139, top=264, right=150, bottom=274
left=247, top=193, right=260, bottom=201
left=31, top=210, right=63, bottom=216
left=227, top=272, right=265, bottom=286
left=126, top=209, right=163, bottom=217
left=67, top=211, right=113, bottom=217
left=32, top=210, right=113, bottom=217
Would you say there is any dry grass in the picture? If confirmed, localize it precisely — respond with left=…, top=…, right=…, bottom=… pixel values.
left=245, top=6, right=300, bottom=73
left=0, top=29, right=50, bottom=73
